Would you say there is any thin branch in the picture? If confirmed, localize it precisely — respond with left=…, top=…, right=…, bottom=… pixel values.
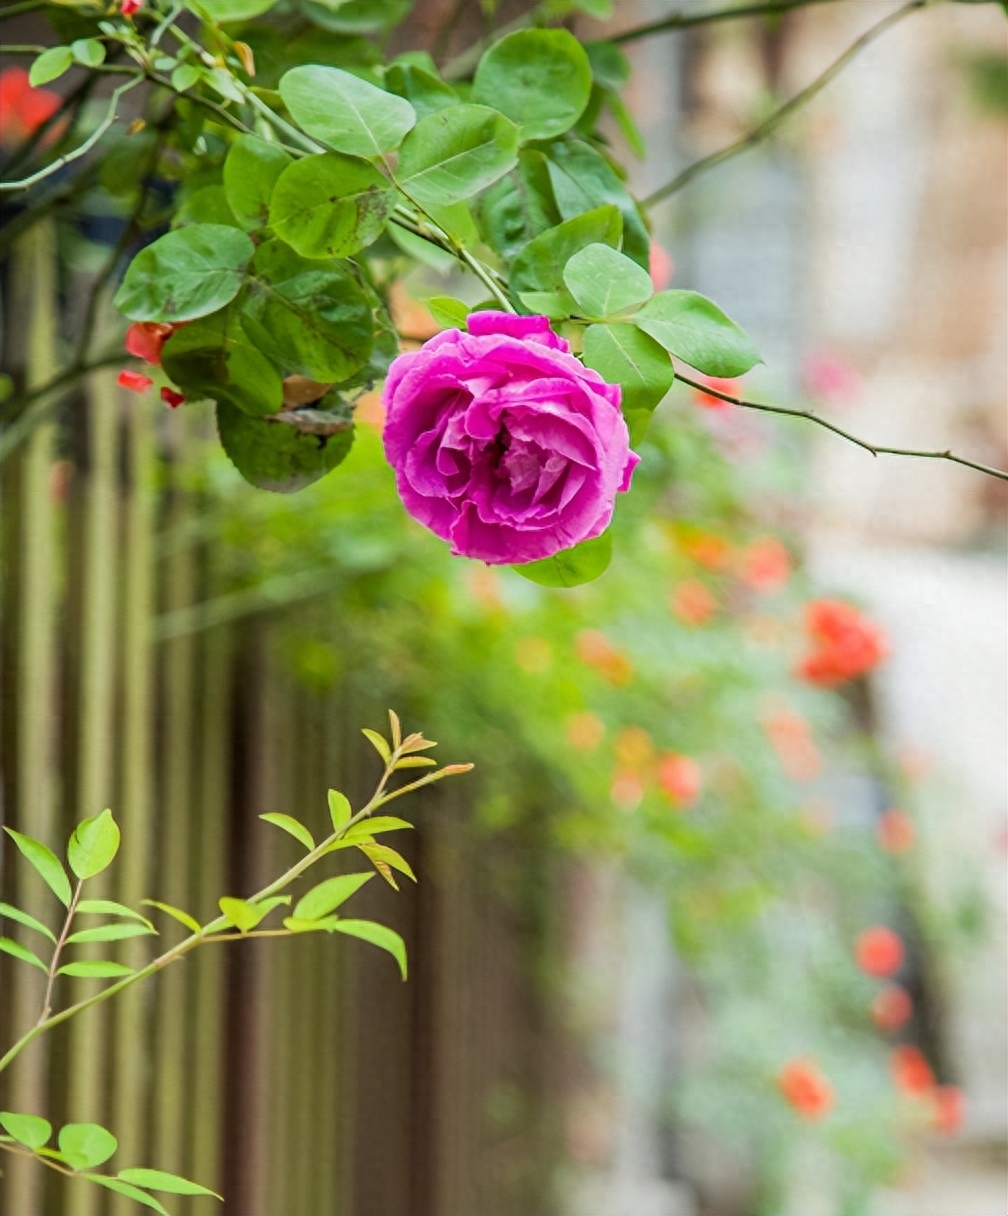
left=675, top=370, right=1008, bottom=482
left=38, top=881, right=83, bottom=1023
left=0, top=77, right=143, bottom=193
left=644, top=0, right=928, bottom=208
left=0, top=1, right=47, bottom=19
left=611, top=0, right=844, bottom=45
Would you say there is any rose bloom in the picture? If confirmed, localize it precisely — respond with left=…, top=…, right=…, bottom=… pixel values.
left=382, top=312, right=638, bottom=564
left=777, top=1059, right=834, bottom=1121
left=0, top=68, right=61, bottom=147
left=798, top=599, right=887, bottom=686
left=657, top=753, right=703, bottom=807
left=890, top=1044, right=935, bottom=1096
left=855, top=926, right=904, bottom=978
left=872, top=983, right=913, bottom=1032
left=932, top=1085, right=965, bottom=1135
left=876, top=808, right=915, bottom=854
left=741, top=537, right=791, bottom=592
left=671, top=579, right=717, bottom=626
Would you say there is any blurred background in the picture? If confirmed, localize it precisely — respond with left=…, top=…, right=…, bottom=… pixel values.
left=0, top=2, right=1005, bottom=1214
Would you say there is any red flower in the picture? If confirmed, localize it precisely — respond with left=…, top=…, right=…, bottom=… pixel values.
left=691, top=376, right=740, bottom=410
left=121, top=0, right=143, bottom=15
left=872, top=984, right=913, bottom=1032
left=740, top=537, right=791, bottom=593
left=876, top=808, right=915, bottom=854
left=777, top=1059, right=834, bottom=1120
left=160, top=387, right=186, bottom=409
left=798, top=599, right=887, bottom=686
left=890, top=1044, right=934, bottom=1096
left=933, top=1085, right=964, bottom=1135
left=855, top=926, right=904, bottom=978
left=117, top=370, right=154, bottom=394
left=125, top=321, right=176, bottom=365
left=0, top=68, right=61, bottom=147
left=649, top=243, right=674, bottom=291
left=670, top=579, right=717, bottom=626
left=657, top=753, right=703, bottom=807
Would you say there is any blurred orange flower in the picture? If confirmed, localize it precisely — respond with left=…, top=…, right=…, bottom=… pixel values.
left=762, top=706, right=821, bottom=782
left=798, top=599, right=887, bottom=686
left=855, top=926, right=904, bottom=978
left=871, top=984, right=913, bottom=1032
left=575, top=630, right=633, bottom=686
left=671, top=579, right=717, bottom=626
left=679, top=529, right=730, bottom=570
left=932, top=1085, right=964, bottom=1135
left=691, top=375, right=740, bottom=410
left=611, top=769, right=645, bottom=811
left=890, top=1044, right=935, bottom=1096
left=566, top=712, right=605, bottom=752
left=777, top=1059, right=834, bottom=1120
left=740, top=537, right=791, bottom=593
left=657, top=753, right=703, bottom=807
left=614, top=726, right=654, bottom=769
left=876, top=809, right=915, bottom=854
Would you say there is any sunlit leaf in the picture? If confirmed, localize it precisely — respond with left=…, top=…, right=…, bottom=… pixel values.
left=84, top=1175, right=168, bottom=1215
left=76, top=900, right=154, bottom=929
left=292, top=872, right=374, bottom=921
left=67, top=923, right=155, bottom=945
left=218, top=897, right=265, bottom=933
left=0, top=937, right=48, bottom=972
left=472, top=29, right=592, bottom=142
left=358, top=843, right=415, bottom=883
left=0, top=1112, right=52, bottom=1149
left=279, top=64, right=416, bottom=157
left=328, top=789, right=352, bottom=832
left=331, top=919, right=408, bottom=979
left=396, top=104, right=518, bottom=208
left=67, top=809, right=120, bottom=881
left=4, top=828, right=72, bottom=905
left=57, top=960, right=134, bottom=979
left=361, top=728, right=391, bottom=763
left=562, top=243, right=652, bottom=319
left=117, top=1167, right=222, bottom=1198
left=260, top=813, right=315, bottom=852
left=0, top=901, right=56, bottom=942
left=141, top=900, right=201, bottom=934
left=633, top=290, right=762, bottom=377
left=513, top=531, right=612, bottom=587
left=58, top=1123, right=118, bottom=1170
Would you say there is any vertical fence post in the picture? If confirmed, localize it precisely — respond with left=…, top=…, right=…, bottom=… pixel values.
left=109, top=397, right=157, bottom=1216
left=65, top=330, right=122, bottom=1216
left=4, top=222, right=61, bottom=1216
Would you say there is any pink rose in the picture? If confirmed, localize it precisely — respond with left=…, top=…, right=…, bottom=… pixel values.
left=382, top=312, right=638, bottom=565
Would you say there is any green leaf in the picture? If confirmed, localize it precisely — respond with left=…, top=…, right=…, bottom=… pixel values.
left=240, top=240, right=373, bottom=382
left=71, top=38, right=105, bottom=67
left=269, top=152, right=393, bottom=259
left=562, top=243, right=652, bottom=319
left=66, top=923, right=154, bottom=944
left=582, top=322, right=674, bottom=415
left=279, top=65, right=416, bottom=158
left=254, top=895, right=291, bottom=915
left=425, top=296, right=469, bottom=329
left=162, top=310, right=283, bottom=419
left=632, top=290, right=762, bottom=377
left=217, top=400, right=353, bottom=493
left=513, top=530, right=612, bottom=587
left=0, top=901, right=56, bottom=942
left=341, top=816, right=413, bottom=838
left=141, top=900, right=201, bottom=934
left=174, top=185, right=239, bottom=230
left=299, top=0, right=411, bottom=32
left=117, top=1168, right=222, bottom=1198
left=0, top=1112, right=52, bottom=1150
left=361, top=727, right=391, bottom=762
left=359, top=842, right=415, bottom=883
left=57, top=960, right=134, bottom=979
left=114, top=225, right=255, bottom=323
left=393, top=755, right=437, bottom=769
left=67, top=808, right=120, bottom=881
left=0, top=937, right=48, bottom=971
left=282, top=915, right=340, bottom=933
left=293, top=872, right=374, bottom=921
left=29, top=46, right=73, bottom=87
left=4, top=828, right=72, bottom=905
left=472, top=29, right=592, bottom=142
left=58, top=1123, right=118, bottom=1170
left=473, top=148, right=560, bottom=263
left=76, top=900, right=154, bottom=929
left=516, top=290, right=577, bottom=320
left=171, top=63, right=200, bottom=92
left=384, top=63, right=457, bottom=118
left=331, top=919, right=408, bottom=980
left=218, top=897, right=264, bottom=933
left=585, top=40, right=630, bottom=89
left=192, top=0, right=278, bottom=20
left=396, top=104, right=519, bottom=209
left=511, top=206, right=622, bottom=296
left=83, top=1176, right=169, bottom=1215
left=545, top=140, right=649, bottom=269
left=260, top=813, right=315, bottom=852
left=222, top=135, right=292, bottom=231
left=328, top=789, right=352, bottom=831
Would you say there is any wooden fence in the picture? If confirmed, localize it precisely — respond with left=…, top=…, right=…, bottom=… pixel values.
left=0, top=228, right=560, bottom=1216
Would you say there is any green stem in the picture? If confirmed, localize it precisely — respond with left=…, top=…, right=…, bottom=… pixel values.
left=644, top=0, right=929, bottom=208
left=674, top=370, right=1008, bottom=482
left=611, top=0, right=845, bottom=44
left=0, top=749, right=462, bottom=1073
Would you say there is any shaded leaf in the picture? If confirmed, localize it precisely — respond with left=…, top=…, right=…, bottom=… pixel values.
left=0, top=901, right=56, bottom=943
left=217, top=400, right=353, bottom=494
left=4, top=828, right=72, bottom=905
left=331, top=919, right=408, bottom=980
left=424, top=296, right=469, bottom=328
left=160, top=311, right=284, bottom=419
left=270, top=152, right=393, bottom=259
left=67, top=809, right=120, bottom=881
left=510, top=206, right=621, bottom=296
left=545, top=139, right=649, bottom=269
left=581, top=322, right=674, bottom=415
left=58, top=1123, right=117, bottom=1170
left=384, top=62, right=458, bottom=118
left=513, top=531, right=612, bottom=587
left=222, top=135, right=292, bottom=231
left=260, top=813, right=315, bottom=852
left=292, top=872, right=374, bottom=921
